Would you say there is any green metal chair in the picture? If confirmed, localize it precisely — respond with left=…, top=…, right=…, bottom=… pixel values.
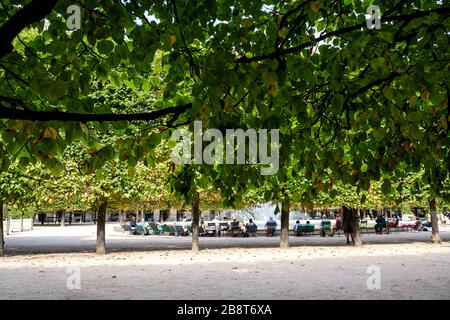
left=166, top=225, right=176, bottom=235
left=320, top=220, right=332, bottom=237
left=148, top=223, right=162, bottom=235
left=188, top=225, right=206, bottom=236
left=298, top=224, right=315, bottom=236
left=161, top=224, right=176, bottom=235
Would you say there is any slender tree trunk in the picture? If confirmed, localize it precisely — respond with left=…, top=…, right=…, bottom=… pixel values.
left=280, top=200, right=290, bottom=248
left=0, top=200, right=4, bottom=257
left=96, top=200, right=107, bottom=255
left=351, top=208, right=362, bottom=246
left=60, top=210, right=65, bottom=227
left=429, top=199, right=441, bottom=244
left=191, top=194, right=200, bottom=252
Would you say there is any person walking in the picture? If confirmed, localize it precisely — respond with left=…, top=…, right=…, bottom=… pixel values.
left=341, top=206, right=355, bottom=245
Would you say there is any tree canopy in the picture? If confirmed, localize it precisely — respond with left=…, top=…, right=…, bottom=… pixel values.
left=0, top=0, right=449, bottom=217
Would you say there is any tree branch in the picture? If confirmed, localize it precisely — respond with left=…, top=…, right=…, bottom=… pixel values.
left=237, top=7, right=450, bottom=63
left=0, top=0, right=58, bottom=59
left=0, top=103, right=192, bottom=122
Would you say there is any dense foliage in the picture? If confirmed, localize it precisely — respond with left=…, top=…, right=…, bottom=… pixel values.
left=0, top=1, right=449, bottom=220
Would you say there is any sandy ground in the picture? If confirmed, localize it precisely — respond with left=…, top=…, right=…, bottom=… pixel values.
left=1, top=224, right=450, bottom=300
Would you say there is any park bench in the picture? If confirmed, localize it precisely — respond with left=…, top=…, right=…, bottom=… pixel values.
left=295, top=224, right=315, bottom=236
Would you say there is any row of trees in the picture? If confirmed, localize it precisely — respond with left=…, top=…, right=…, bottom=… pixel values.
left=1, top=0, right=449, bottom=255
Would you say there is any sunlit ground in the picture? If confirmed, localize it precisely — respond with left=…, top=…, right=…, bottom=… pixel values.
left=1, top=224, right=449, bottom=299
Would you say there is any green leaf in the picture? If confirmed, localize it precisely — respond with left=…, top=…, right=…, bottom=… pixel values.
left=97, top=40, right=114, bottom=55
left=381, top=179, right=391, bottom=195
left=372, top=128, right=385, bottom=140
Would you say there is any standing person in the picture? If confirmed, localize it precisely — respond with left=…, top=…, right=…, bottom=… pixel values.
left=439, top=212, right=445, bottom=227
left=294, top=220, right=302, bottom=236
left=212, top=215, right=220, bottom=237
left=394, top=209, right=401, bottom=220
left=173, top=220, right=178, bottom=237
left=341, top=206, right=355, bottom=245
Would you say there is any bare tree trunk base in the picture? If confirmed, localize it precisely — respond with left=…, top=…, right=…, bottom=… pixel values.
left=431, top=234, right=442, bottom=244
left=0, top=201, right=4, bottom=257
left=191, top=195, right=200, bottom=252
left=279, top=200, right=290, bottom=249
left=96, top=200, right=107, bottom=255
left=351, top=208, right=363, bottom=246
left=96, top=247, right=106, bottom=255
left=353, top=234, right=363, bottom=247
left=429, top=199, right=441, bottom=245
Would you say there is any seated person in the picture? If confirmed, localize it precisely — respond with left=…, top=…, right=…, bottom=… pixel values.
left=129, top=216, right=137, bottom=227
left=389, top=216, right=399, bottom=228
left=412, top=216, right=422, bottom=230
left=265, top=217, right=277, bottom=237
left=137, top=219, right=149, bottom=235
left=374, top=215, right=387, bottom=234
left=222, top=217, right=230, bottom=231
left=294, top=220, right=302, bottom=236
left=243, top=219, right=257, bottom=237
left=421, top=220, right=432, bottom=231
left=230, top=218, right=241, bottom=237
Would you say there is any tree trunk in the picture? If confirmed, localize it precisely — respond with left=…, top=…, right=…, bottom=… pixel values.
left=191, top=194, right=200, bottom=252
left=280, top=200, right=290, bottom=248
left=60, top=210, right=65, bottom=227
left=0, top=201, right=4, bottom=257
left=96, top=200, right=107, bottom=255
left=429, top=199, right=441, bottom=244
left=351, top=208, right=362, bottom=246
